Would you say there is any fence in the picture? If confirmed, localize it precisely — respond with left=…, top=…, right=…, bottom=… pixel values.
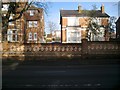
left=1, top=39, right=120, bottom=60
left=82, top=39, right=120, bottom=59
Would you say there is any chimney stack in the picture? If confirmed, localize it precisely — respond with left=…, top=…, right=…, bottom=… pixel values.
left=78, top=5, right=82, bottom=13
left=101, top=4, right=105, bottom=13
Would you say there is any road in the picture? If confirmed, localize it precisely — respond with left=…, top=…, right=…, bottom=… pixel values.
left=2, top=60, right=120, bottom=89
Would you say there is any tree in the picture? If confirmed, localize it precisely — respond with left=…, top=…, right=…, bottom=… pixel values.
left=47, top=21, right=57, bottom=34
left=87, top=4, right=102, bottom=41
left=1, top=1, right=49, bottom=41
left=2, top=1, right=32, bottom=41
left=108, top=16, right=117, bottom=38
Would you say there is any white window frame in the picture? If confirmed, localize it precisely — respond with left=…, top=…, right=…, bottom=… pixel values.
left=97, top=18, right=101, bottom=25
left=9, top=15, right=13, bottom=20
left=28, top=21, right=38, bottom=28
left=7, top=29, right=18, bottom=42
left=67, top=29, right=81, bottom=43
left=30, top=10, right=34, bottom=16
left=9, top=22, right=14, bottom=25
left=12, top=30, right=18, bottom=42
left=34, top=21, right=38, bottom=27
left=29, top=32, right=32, bottom=40
left=9, top=15, right=14, bottom=25
left=29, top=21, right=33, bottom=27
left=7, top=30, right=13, bottom=42
left=2, top=4, right=9, bottom=11
left=34, top=33, right=37, bottom=40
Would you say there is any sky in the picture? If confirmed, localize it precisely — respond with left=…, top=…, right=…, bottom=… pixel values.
left=43, top=1, right=119, bottom=34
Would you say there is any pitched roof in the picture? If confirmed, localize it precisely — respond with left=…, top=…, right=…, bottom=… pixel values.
left=60, top=10, right=110, bottom=17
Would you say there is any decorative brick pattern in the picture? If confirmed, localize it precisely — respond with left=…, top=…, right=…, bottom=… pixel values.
left=1, top=40, right=120, bottom=59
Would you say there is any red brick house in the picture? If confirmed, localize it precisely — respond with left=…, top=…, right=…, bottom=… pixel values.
left=2, top=2, right=27, bottom=43
left=60, top=5, right=110, bottom=43
left=24, top=5, right=44, bottom=43
left=1, top=1, right=44, bottom=43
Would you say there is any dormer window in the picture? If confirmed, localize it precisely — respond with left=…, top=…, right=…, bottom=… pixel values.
left=30, top=10, right=34, bottom=16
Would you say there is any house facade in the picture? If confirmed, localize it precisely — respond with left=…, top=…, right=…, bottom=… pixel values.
left=1, top=1, right=44, bottom=43
left=24, top=6, right=44, bottom=43
left=2, top=2, right=27, bottom=43
left=53, top=30, right=61, bottom=42
left=60, top=5, right=110, bottom=43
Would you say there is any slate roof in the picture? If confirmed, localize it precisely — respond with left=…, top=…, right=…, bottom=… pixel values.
left=60, top=10, right=110, bottom=17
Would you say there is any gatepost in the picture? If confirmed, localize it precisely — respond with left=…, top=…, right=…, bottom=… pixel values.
left=81, top=39, right=88, bottom=59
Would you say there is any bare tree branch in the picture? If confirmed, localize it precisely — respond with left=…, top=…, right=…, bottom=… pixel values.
left=8, top=1, right=33, bottom=22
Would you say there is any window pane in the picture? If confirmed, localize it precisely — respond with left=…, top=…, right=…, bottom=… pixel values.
left=7, top=30, right=12, bottom=42
left=34, top=33, right=37, bottom=40
left=34, top=21, right=37, bottom=27
left=9, top=15, right=13, bottom=20
left=2, top=4, right=9, bottom=11
left=29, top=32, right=32, bottom=40
left=30, top=10, right=34, bottom=16
left=67, top=30, right=81, bottom=43
left=29, top=21, right=33, bottom=27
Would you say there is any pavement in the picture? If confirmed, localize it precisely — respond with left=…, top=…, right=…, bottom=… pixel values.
left=2, top=59, right=120, bottom=89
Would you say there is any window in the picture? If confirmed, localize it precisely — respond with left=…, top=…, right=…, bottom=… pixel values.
left=12, top=30, right=17, bottom=41
left=30, top=10, right=34, bottom=16
left=9, top=22, right=14, bottom=25
left=29, top=21, right=33, bottom=27
left=28, top=21, right=38, bottom=27
left=68, top=17, right=79, bottom=26
left=7, top=30, right=12, bottom=42
left=2, top=4, right=9, bottom=11
left=34, top=33, right=37, bottom=40
left=9, top=15, right=13, bottom=20
left=67, top=30, right=81, bottom=43
left=29, top=32, right=32, bottom=40
left=7, top=30, right=18, bottom=42
left=8, top=15, right=14, bottom=25
left=97, top=18, right=101, bottom=25
left=34, top=21, right=37, bottom=27
left=3, top=14, right=6, bottom=16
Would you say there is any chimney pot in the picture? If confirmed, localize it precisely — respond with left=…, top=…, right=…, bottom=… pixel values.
left=78, top=5, right=82, bottom=13
left=101, top=4, right=105, bottom=13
